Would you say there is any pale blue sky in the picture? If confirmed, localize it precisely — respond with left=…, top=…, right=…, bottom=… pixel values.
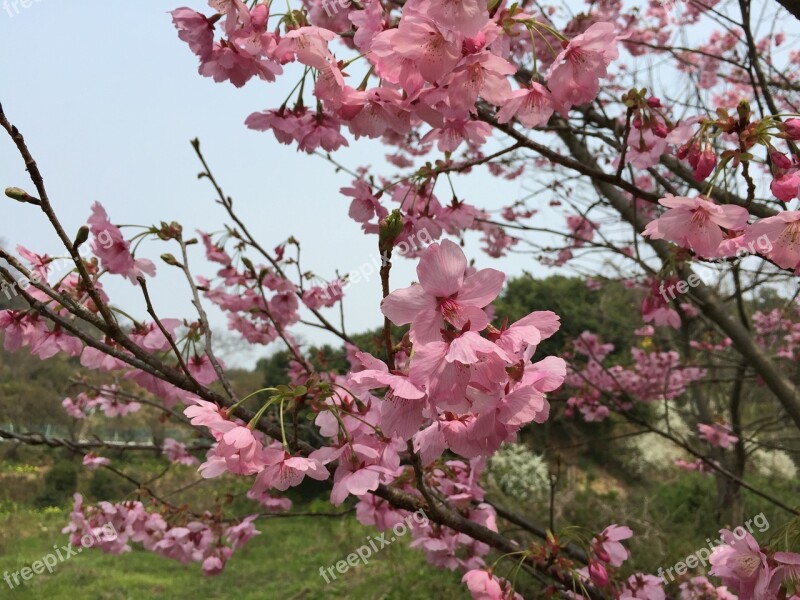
left=0, top=1, right=560, bottom=366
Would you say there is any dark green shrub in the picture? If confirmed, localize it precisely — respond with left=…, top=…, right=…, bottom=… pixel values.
left=34, top=460, right=78, bottom=508
left=87, top=467, right=134, bottom=502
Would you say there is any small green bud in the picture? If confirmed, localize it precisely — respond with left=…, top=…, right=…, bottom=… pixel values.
left=5, top=187, right=40, bottom=205
left=379, top=210, right=404, bottom=248
left=241, top=256, right=255, bottom=273
left=737, top=100, right=751, bottom=124
left=73, top=226, right=90, bottom=249
left=161, top=253, right=179, bottom=266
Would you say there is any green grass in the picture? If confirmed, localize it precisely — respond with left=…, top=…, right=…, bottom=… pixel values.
left=0, top=508, right=468, bottom=600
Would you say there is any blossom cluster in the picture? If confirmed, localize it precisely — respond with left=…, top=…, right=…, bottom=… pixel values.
left=170, top=1, right=619, bottom=155
left=644, top=196, right=800, bottom=273
left=62, top=385, right=142, bottom=420
left=1, top=0, right=798, bottom=594
left=63, top=494, right=260, bottom=575
left=565, top=331, right=706, bottom=422
left=178, top=238, right=569, bottom=578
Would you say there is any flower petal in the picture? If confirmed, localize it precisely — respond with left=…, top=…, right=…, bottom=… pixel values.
left=458, top=268, right=505, bottom=307
left=381, top=284, right=435, bottom=325
left=416, top=239, right=467, bottom=297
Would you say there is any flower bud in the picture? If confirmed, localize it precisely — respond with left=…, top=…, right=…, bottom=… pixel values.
left=73, top=226, right=90, bottom=249
left=785, top=118, right=800, bottom=141
left=691, top=142, right=716, bottom=181
left=736, top=100, right=751, bottom=124
left=5, top=187, right=40, bottom=205
left=770, top=149, right=792, bottom=170
left=241, top=256, right=256, bottom=274
left=379, top=210, right=404, bottom=250
left=588, top=562, right=609, bottom=587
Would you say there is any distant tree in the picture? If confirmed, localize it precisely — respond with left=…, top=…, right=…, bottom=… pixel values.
left=493, top=275, right=642, bottom=360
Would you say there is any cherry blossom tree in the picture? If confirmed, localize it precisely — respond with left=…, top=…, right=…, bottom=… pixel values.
left=2, top=0, right=800, bottom=597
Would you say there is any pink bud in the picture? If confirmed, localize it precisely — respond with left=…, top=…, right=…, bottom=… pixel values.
left=589, top=562, right=609, bottom=587
left=771, top=170, right=800, bottom=202
left=647, top=96, right=662, bottom=108
left=593, top=542, right=611, bottom=563
left=652, top=122, right=668, bottom=138
left=691, top=143, right=716, bottom=181
left=785, top=118, right=800, bottom=141
left=770, top=149, right=793, bottom=170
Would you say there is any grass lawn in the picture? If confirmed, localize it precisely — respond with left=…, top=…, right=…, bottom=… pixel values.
left=0, top=507, right=469, bottom=600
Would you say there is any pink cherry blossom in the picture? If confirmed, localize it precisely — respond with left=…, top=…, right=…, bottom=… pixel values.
left=274, top=26, right=336, bottom=69
left=675, top=458, right=712, bottom=473
left=425, top=0, right=489, bottom=37
left=443, top=52, right=515, bottom=113
left=709, top=529, right=771, bottom=599
left=187, top=354, right=221, bottom=385
left=0, top=311, right=46, bottom=351
left=592, top=524, right=633, bottom=567
left=130, top=319, right=182, bottom=352
left=88, top=202, right=156, bottom=284
left=771, top=551, right=800, bottom=594
left=62, top=394, right=96, bottom=419
left=679, top=576, right=737, bottom=599
left=95, top=385, right=141, bottom=417
left=462, top=569, right=521, bottom=600
left=379, top=17, right=462, bottom=85
left=185, top=398, right=232, bottom=431
left=643, top=194, right=750, bottom=258
left=496, top=83, right=564, bottom=128
left=697, top=423, right=738, bottom=448
left=170, top=8, right=215, bottom=60
left=80, top=346, right=128, bottom=372
left=422, top=119, right=493, bottom=153
left=743, top=211, right=800, bottom=272
left=16, top=245, right=51, bottom=281
left=246, top=487, right=292, bottom=512
left=253, top=448, right=329, bottom=491
left=30, top=326, right=83, bottom=359
left=626, top=127, right=669, bottom=169
left=83, top=453, right=111, bottom=469
left=546, top=22, right=619, bottom=107
left=199, top=41, right=282, bottom=87
left=163, top=438, right=198, bottom=466
left=381, top=239, right=504, bottom=345
left=339, top=88, right=411, bottom=140
left=620, top=573, right=666, bottom=599
left=642, top=279, right=681, bottom=329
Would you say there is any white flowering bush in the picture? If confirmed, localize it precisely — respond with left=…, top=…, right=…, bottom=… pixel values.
left=487, top=444, right=551, bottom=502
